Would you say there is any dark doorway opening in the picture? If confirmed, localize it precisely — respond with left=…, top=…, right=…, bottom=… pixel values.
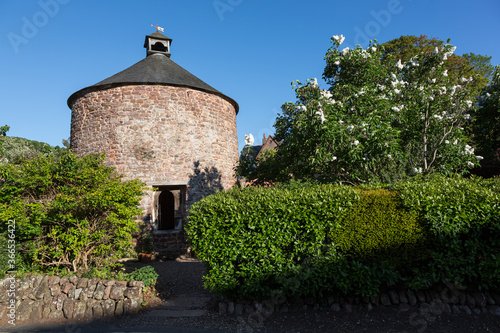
left=158, top=190, right=175, bottom=230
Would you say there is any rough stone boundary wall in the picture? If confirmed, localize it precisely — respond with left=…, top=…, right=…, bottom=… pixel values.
left=218, top=287, right=500, bottom=317
left=0, top=275, right=145, bottom=324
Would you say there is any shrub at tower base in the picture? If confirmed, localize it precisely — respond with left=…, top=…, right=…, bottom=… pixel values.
left=186, top=175, right=500, bottom=300
left=0, top=151, right=145, bottom=275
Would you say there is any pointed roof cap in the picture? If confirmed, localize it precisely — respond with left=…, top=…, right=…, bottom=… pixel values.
left=68, top=33, right=238, bottom=112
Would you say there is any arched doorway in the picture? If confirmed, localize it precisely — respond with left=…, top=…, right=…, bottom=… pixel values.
left=158, top=190, right=175, bottom=230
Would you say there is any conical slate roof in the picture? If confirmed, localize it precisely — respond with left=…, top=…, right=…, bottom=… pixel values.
left=67, top=53, right=238, bottom=112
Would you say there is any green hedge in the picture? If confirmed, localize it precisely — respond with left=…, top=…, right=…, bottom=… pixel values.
left=331, top=189, right=429, bottom=268
left=186, top=176, right=500, bottom=300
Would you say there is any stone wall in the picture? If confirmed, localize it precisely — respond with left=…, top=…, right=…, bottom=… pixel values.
left=0, top=275, right=144, bottom=325
left=69, top=84, right=239, bottom=212
left=218, top=287, right=500, bottom=317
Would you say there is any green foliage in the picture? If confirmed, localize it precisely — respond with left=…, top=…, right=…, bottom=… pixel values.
left=271, top=35, right=483, bottom=186
left=235, top=147, right=290, bottom=185
left=0, top=231, right=24, bottom=278
left=0, top=125, right=9, bottom=137
left=331, top=189, right=429, bottom=267
left=126, top=265, right=159, bottom=287
left=187, top=177, right=500, bottom=300
left=472, top=65, right=500, bottom=166
left=187, top=185, right=360, bottom=299
left=79, top=265, right=158, bottom=287
left=0, top=136, right=66, bottom=165
left=382, top=35, right=493, bottom=95
left=0, top=150, right=145, bottom=273
left=393, top=174, right=500, bottom=289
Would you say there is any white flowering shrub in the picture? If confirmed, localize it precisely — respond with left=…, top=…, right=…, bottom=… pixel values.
left=275, top=35, right=480, bottom=184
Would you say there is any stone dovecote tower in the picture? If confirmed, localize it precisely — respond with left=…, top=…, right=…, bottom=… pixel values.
left=67, top=30, right=239, bottom=257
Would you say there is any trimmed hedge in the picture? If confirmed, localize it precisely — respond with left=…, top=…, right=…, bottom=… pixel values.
left=331, top=189, right=429, bottom=268
left=186, top=176, right=500, bottom=300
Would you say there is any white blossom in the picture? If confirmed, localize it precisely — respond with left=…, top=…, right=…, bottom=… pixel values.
left=443, top=70, right=448, bottom=77
left=353, top=140, right=359, bottom=146
left=334, top=60, right=341, bottom=66
left=332, top=34, right=345, bottom=45
left=463, top=145, right=474, bottom=155
left=339, top=120, right=345, bottom=124
left=332, top=156, right=337, bottom=161
left=315, top=109, right=326, bottom=123
left=341, top=47, right=350, bottom=56
left=387, top=154, right=392, bottom=159
left=467, top=161, right=475, bottom=167
left=434, top=115, right=443, bottom=120
left=321, top=89, right=333, bottom=99
left=310, top=78, right=318, bottom=87
left=466, top=100, right=473, bottom=108
left=347, top=125, right=354, bottom=132
left=476, top=155, right=484, bottom=161
left=297, top=105, right=307, bottom=112
left=445, top=140, right=450, bottom=144
left=413, top=167, right=423, bottom=174
left=396, top=59, right=404, bottom=70
left=432, top=47, right=440, bottom=54
left=371, top=47, right=377, bottom=52
left=244, top=133, right=254, bottom=146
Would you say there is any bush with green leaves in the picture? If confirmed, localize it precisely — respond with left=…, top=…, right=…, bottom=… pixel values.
left=187, top=176, right=500, bottom=300
left=126, top=265, right=159, bottom=288
left=393, top=174, right=500, bottom=290
left=0, top=151, right=145, bottom=273
left=331, top=189, right=430, bottom=268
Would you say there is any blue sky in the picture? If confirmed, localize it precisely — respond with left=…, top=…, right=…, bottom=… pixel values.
left=1, top=0, right=499, bottom=151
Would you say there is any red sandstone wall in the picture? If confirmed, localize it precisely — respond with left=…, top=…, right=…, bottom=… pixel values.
left=69, top=84, right=239, bottom=213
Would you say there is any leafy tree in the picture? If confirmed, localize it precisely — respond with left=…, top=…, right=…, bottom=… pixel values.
left=235, top=147, right=289, bottom=185
left=0, top=125, right=9, bottom=137
left=0, top=137, right=67, bottom=164
left=274, top=35, right=480, bottom=184
left=381, top=35, right=493, bottom=95
left=0, top=125, right=9, bottom=161
left=473, top=65, right=500, bottom=167
left=0, top=151, right=145, bottom=273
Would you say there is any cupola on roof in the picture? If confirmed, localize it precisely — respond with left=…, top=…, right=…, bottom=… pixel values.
left=67, top=30, right=238, bottom=112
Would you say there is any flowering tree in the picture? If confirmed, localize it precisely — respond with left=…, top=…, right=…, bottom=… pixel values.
left=274, top=35, right=481, bottom=184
